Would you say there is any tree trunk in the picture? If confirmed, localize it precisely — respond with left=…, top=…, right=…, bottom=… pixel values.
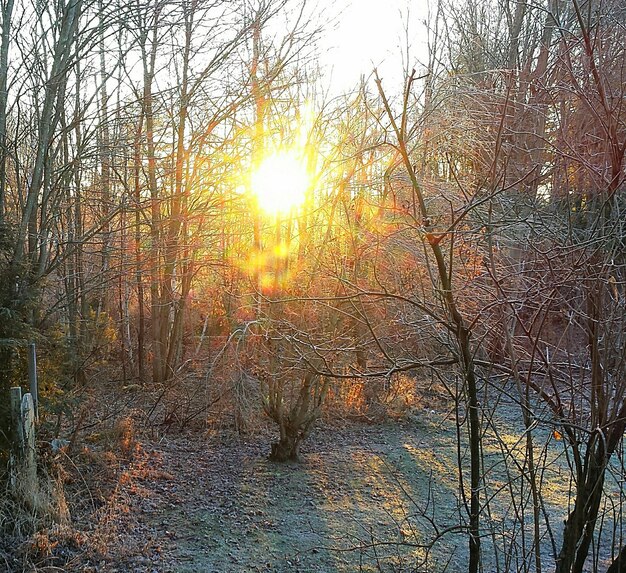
left=73, top=58, right=88, bottom=385
left=97, top=0, right=112, bottom=318
left=607, top=546, right=626, bottom=573
left=269, top=427, right=302, bottom=462
left=0, top=0, right=14, bottom=220
left=556, top=419, right=615, bottom=573
left=138, top=8, right=163, bottom=385
left=375, top=71, right=482, bottom=573
left=133, top=109, right=146, bottom=382
left=250, top=12, right=266, bottom=318
left=157, top=0, right=194, bottom=383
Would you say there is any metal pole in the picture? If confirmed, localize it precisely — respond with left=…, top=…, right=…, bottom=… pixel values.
left=27, top=342, right=38, bottom=422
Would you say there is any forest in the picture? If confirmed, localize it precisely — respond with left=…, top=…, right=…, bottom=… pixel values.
left=1, top=0, right=625, bottom=571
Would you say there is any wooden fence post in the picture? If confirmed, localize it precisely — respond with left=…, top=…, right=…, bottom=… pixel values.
left=21, top=393, right=37, bottom=494
left=10, top=386, right=23, bottom=452
left=9, top=386, right=38, bottom=504
left=9, top=386, right=23, bottom=489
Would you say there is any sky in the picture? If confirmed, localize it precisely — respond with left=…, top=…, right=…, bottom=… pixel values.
left=317, top=0, right=430, bottom=94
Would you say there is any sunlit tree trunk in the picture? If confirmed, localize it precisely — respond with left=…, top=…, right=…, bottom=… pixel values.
left=72, top=55, right=88, bottom=384
left=97, top=0, right=112, bottom=319
left=250, top=12, right=266, bottom=316
left=136, top=2, right=163, bottom=385
left=133, top=108, right=146, bottom=382
left=159, top=0, right=194, bottom=383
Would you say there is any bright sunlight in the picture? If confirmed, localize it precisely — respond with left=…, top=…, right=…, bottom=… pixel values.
left=251, top=151, right=310, bottom=215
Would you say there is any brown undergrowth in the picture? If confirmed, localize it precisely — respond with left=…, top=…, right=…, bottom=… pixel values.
left=0, top=408, right=154, bottom=572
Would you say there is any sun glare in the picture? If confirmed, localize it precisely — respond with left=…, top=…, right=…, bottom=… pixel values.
left=251, top=151, right=309, bottom=215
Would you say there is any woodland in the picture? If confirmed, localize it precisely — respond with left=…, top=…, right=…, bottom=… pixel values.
left=0, top=0, right=626, bottom=571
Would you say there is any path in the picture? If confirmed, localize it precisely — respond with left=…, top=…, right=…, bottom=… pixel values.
left=96, top=420, right=465, bottom=573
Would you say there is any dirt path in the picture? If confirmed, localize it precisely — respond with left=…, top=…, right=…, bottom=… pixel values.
left=67, top=396, right=601, bottom=573
left=95, top=418, right=468, bottom=573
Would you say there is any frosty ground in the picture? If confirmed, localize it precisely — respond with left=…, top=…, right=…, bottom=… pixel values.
left=64, top=404, right=578, bottom=573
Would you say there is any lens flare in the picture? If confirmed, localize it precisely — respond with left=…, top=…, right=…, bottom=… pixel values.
left=251, top=151, right=309, bottom=215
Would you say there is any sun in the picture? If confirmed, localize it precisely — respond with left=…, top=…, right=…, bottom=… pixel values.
left=251, top=151, right=310, bottom=215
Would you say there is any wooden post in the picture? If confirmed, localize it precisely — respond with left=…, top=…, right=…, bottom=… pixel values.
left=9, top=386, right=23, bottom=490
left=10, top=386, right=23, bottom=452
left=9, top=387, right=38, bottom=504
left=27, top=342, right=38, bottom=421
left=21, top=393, right=37, bottom=494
